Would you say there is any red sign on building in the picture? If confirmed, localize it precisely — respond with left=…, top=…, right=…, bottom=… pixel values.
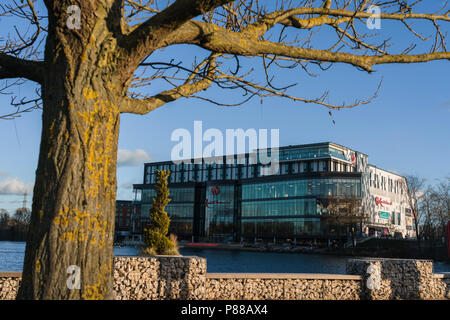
left=211, top=185, right=220, bottom=196
left=375, top=197, right=392, bottom=207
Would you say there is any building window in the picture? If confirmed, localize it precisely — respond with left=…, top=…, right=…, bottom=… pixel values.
left=225, top=167, right=232, bottom=179
left=247, top=166, right=254, bottom=178
left=217, top=168, right=223, bottom=180
left=232, top=167, right=238, bottom=179
left=242, top=177, right=361, bottom=200
left=241, top=198, right=318, bottom=218
left=313, top=162, right=318, bottom=172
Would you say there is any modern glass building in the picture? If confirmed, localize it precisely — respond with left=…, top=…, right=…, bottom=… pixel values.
left=132, top=142, right=412, bottom=243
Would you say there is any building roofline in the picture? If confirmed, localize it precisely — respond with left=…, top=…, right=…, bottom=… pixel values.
left=143, top=141, right=369, bottom=165
left=368, top=164, right=406, bottom=179
left=276, top=141, right=368, bottom=155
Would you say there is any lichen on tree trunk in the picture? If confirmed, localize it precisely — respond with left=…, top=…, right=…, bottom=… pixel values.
left=17, top=4, right=124, bottom=298
left=17, top=81, right=121, bottom=299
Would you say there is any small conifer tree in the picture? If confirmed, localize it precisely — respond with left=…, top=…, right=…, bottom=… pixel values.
left=142, top=169, right=178, bottom=255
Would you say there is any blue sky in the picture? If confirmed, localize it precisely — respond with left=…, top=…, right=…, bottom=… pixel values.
left=0, top=1, right=449, bottom=213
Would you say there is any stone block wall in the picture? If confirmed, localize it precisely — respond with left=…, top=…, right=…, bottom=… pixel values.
left=0, top=272, right=21, bottom=300
left=113, top=256, right=206, bottom=300
left=346, top=258, right=449, bottom=300
left=204, top=274, right=363, bottom=300
left=1, top=256, right=449, bottom=300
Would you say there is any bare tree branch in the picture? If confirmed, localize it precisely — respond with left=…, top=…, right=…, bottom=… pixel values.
left=165, top=20, right=449, bottom=72
left=117, top=0, right=449, bottom=112
left=120, top=53, right=219, bottom=114
left=119, top=0, right=233, bottom=69
left=0, top=53, right=44, bottom=83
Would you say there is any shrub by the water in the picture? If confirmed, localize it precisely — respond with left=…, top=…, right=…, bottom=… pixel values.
left=142, top=169, right=179, bottom=255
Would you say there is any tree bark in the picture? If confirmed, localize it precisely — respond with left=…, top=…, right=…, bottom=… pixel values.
left=17, top=78, right=121, bottom=300
left=17, top=2, right=124, bottom=299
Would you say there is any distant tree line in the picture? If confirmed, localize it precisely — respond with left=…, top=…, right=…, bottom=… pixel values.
left=417, top=178, right=449, bottom=243
left=403, top=176, right=449, bottom=252
left=0, top=208, right=31, bottom=241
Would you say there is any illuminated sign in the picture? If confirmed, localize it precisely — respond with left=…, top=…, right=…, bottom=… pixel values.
left=375, top=197, right=392, bottom=207
left=379, top=211, right=390, bottom=219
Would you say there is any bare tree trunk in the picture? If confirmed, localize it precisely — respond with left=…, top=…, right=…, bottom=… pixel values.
left=414, top=210, right=422, bottom=253
left=17, top=77, right=120, bottom=299
left=17, top=6, right=123, bottom=298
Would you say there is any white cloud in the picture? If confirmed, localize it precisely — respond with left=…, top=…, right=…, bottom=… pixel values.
left=117, top=149, right=151, bottom=167
left=0, top=178, right=34, bottom=195
left=0, top=171, right=7, bottom=178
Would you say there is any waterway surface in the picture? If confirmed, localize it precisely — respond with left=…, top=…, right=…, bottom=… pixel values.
left=2, top=241, right=449, bottom=274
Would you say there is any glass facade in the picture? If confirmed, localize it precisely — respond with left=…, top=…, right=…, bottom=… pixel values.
left=167, top=203, right=194, bottom=235
left=204, top=184, right=235, bottom=241
left=241, top=218, right=321, bottom=237
left=136, top=142, right=365, bottom=241
left=144, top=143, right=358, bottom=186
left=263, top=146, right=348, bottom=161
left=138, top=177, right=361, bottom=240
left=141, top=187, right=195, bottom=204
left=238, top=178, right=360, bottom=239
left=241, top=198, right=318, bottom=217
left=242, top=178, right=361, bottom=200
left=141, top=189, right=157, bottom=203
